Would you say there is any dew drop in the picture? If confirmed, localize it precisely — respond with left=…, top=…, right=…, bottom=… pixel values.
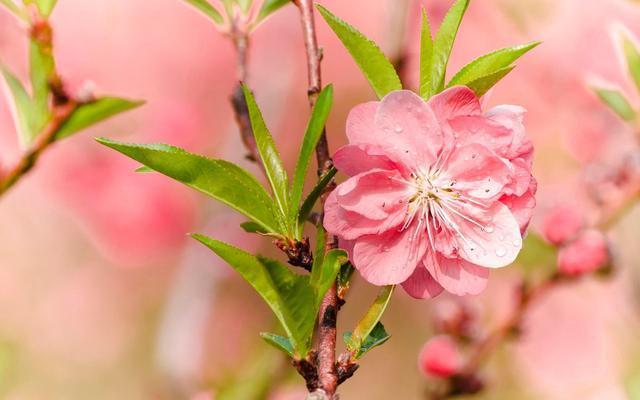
left=495, top=247, right=507, bottom=257
left=512, top=239, right=522, bottom=247
left=394, top=126, right=404, bottom=133
left=484, top=225, right=495, bottom=233
left=498, top=235, right=505, bottom=241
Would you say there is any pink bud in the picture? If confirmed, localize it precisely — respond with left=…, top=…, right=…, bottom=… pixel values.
left=557, top=229, right=609, bottom=276
left=541, top=205, right=583, bottom=245
left=418, top=335, right=462, bottom=378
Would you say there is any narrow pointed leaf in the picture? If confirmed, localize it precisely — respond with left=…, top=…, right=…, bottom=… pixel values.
left=97, top=139, right=282, bottom=233
left=344, top=322, right=390, bottom=359
left=181, top=0, right=224, bottom=24
left=419, top=8, right=434, bottom=99
left=465, top=65, right=516, bottom=97
left=256, top=0, right=289, bottom=24
left=298, top=166, right=337, bottom=229
left=316, top=4, right=401, bottom=99
left=1, top=65, right=36, bottom=146
left=29, top=40, right=54, bottom=137
left=448, top=42, right=540, bottom=87
left=242, top=85, right=289, bottom=222
left=430, top=0, right=470, bottom=96
left=240, top=221, right=269, bottom=234
left=290, top=85, right=333, bottom=235
left=259, top=332, right=295, bottom=357
left=346, top=285, right=395, bottom=354
left=192, top=235, right=316, bottom=355
left=310, top=249, right=346, bottom=308
left=35, top=0, right=56, bottom=16
left=620, top=34, right=640, bottom=94
left=56, top=97, right=144, bottom=140
left=592, top=87, right=636, bottom=121
left=235, top=0, right=252, bottom=14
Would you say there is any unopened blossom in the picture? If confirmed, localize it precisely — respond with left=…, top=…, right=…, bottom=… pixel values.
left=418, top=335, right=462, bottom=378
left=324, top=87, right=536, bottom=297
left=557, top=229, right=609, bottom=275
left=541, top=205, right=583, bottom=245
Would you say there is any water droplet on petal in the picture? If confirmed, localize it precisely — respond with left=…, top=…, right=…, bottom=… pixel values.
left=495, top=247, right=507, bottom=257
left=498, top=235, right=505, bottom=241
left=484, top=225, right=494, bottom=233
left=512, top=239, right=522, bottom=247
left=394, top=126, right=404, bottom=133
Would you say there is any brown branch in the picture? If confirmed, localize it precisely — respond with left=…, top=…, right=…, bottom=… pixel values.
left=292, top=0, right=340, bottom=396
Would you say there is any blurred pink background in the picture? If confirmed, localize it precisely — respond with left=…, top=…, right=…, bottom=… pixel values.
left=1, top=0, right=640, bottom=398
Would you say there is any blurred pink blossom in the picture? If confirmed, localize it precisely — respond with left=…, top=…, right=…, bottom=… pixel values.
left=324, top=87, right=535, bottom=298
left=541, top=205, right=583, bottom=245
left=418, top=335, right=462, bottom=379
left=557, top=229, right=609, bottom=276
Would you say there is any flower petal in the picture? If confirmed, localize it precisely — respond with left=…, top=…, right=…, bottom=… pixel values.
left=333, top=144, right=400, bottom=177
left=444, top=144, right=512, bottom=199
left=449, top=116, right=513, bottom=158
left=373, top=90, right=443, bottom=169
left=324, top=189, right=404, bottom=240
left=401, top=261, right=444, bottom=299
left=500, top=178, right=537, bottom=234
left=335, top=169, right=411, bottom=220
left=353, top=228, right=427, bottom=285
left=452, top=202, right=522, bottom=269
left=428, top=86, right=482, bottom=122
left=346, top=101, right=378, bottom=144
left=425, top=254, right=489, bottom=296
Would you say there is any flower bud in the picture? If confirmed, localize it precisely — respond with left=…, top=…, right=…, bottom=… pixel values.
left=418, top=335, right=462, bottom=379
left=541, top=205, right=583, bottom=245
left=557, top=229, right=609, bottom=276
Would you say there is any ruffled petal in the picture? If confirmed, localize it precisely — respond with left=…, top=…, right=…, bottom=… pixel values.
left=500, top=178, right=537, bottom=234
left=401, top=260, right=444, bottom=299
left=444, top=143, right=512, bottom=200
left=333, top=143, right=402, bottom=177
left=323, top=190, right=404, bottom=240
left=335, top=169, right=411, bottom=220
left=373, top=90, right=443, bottom=169
left=428, top=86, right=482, bottom=122
left=451, top=202, right=522, bottom=269
left=346, top=101, right=378, bottom=144
left=352, top=228, right=427, bottom=285
left=425, top=254, right=489, bottom=296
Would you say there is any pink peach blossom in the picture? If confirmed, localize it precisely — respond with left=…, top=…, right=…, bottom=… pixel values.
left=557, top=229, right=609, bottom=275
left=418, top=335, right=462, bottom=378
left=542, top=205, right=584, bottom=245
left=324, top=87, right=535, bottom=297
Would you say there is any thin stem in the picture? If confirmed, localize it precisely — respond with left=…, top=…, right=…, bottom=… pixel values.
left=292, top=0, right=339, bottom=396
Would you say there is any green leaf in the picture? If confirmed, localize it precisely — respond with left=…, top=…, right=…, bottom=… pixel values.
left=259, top=332, right=295, bottom=357
left=97, top=139, right=283, bottom=233
left=465, top=65, right=515, bottom=97
left=255, top=0, right=289, bottom=24
left=620, top=33, right=640, bottom=95
left=56, top=97, right=144, bottom=140
left=429, top=0, right=470, bottom=96
left=1, top=64, right=36, bottom=146
left=592, top=87, right=636, bottom=121
left=35, top=0, right=56, bottom=16
left=29, top=40, right=54, bottom=138
left=419, top=8, right=434, bottom=99
left=346, top=285, right=394, bottom=357
left=240, top=221, right=269, bottom=234
left=181, top=0, right=224, bottom=24
left=343, top=322, right=390, bottom=359
left=297, top=166, right=337, bottom=229
left=192, top=235, right=316, bottom=356
left=316, top=4, right=402, bottom=99
left=310, top=249, right=346, bottom=308
left=242, top=85, right=289, bottom=225
left=135, top=166, right=154, bottom=173
left=448, top=41, right=540, bottom=87
left=289, top=85, right=333, bottom=237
